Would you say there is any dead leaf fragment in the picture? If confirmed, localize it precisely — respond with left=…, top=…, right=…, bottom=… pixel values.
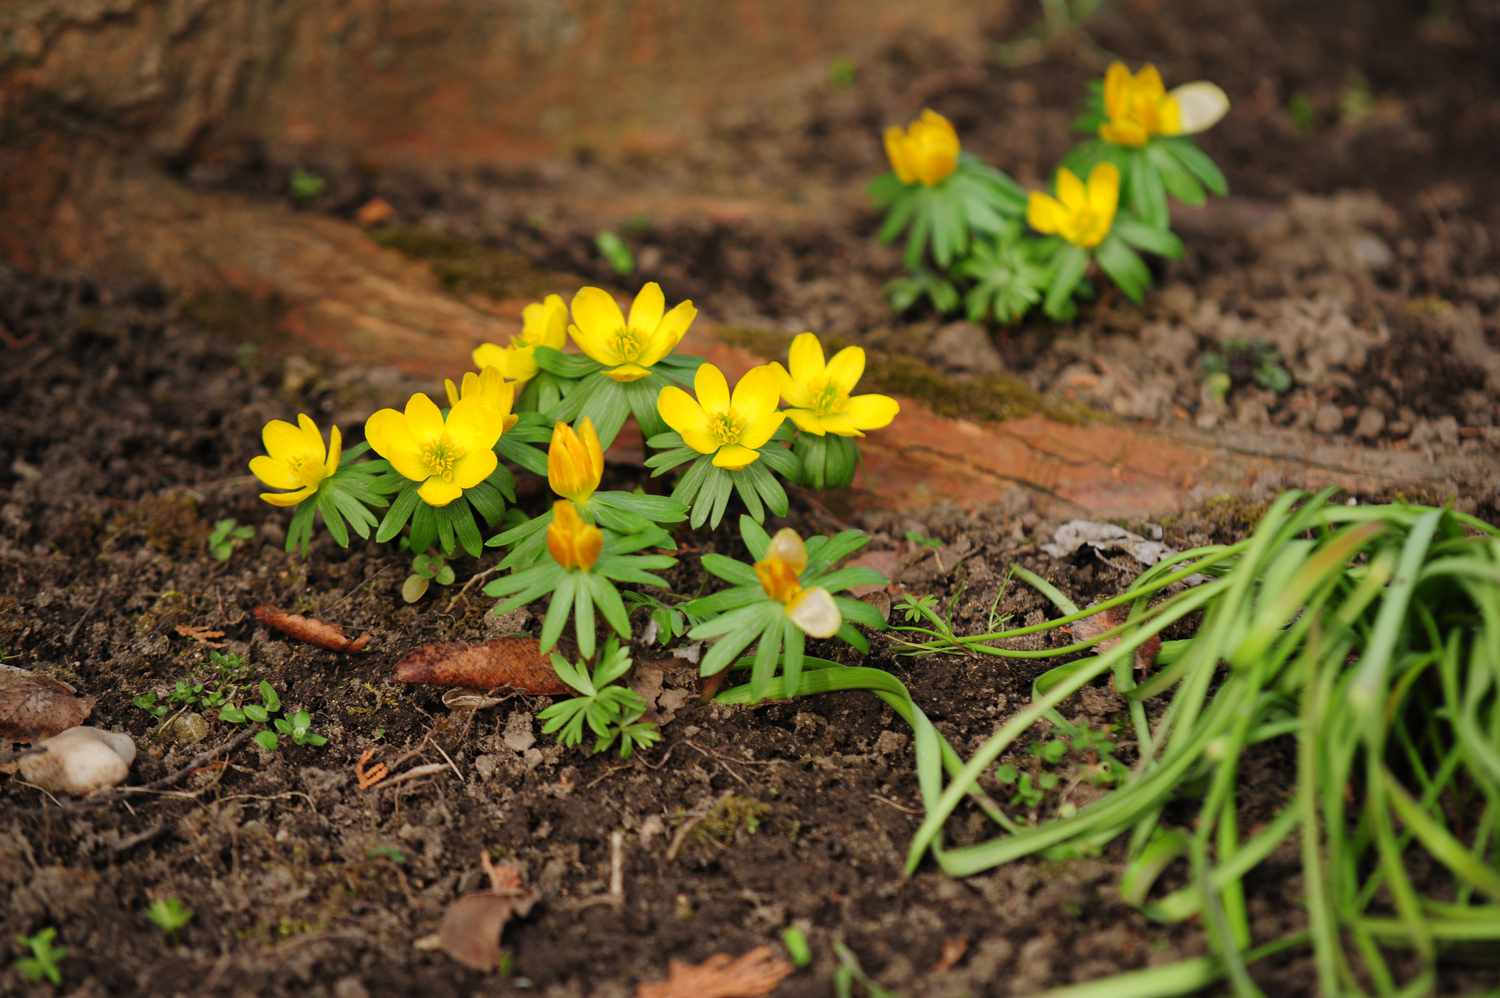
left=174, top=624, right=225, bottom=647
left=437, top=854, right=539, bottom=972
left=0, top=664, right=96, bottom=742
left=253, top=605, right=370, bottom=652
left=356, top=197, right=395, bottom=227
left=1041, top=520, right=1173, bottom=567
left=636, top=946, right=793, bottom=998
left=394, top=638, right=565, bottom=694
left=1068, top=605, right=1161, bottom=673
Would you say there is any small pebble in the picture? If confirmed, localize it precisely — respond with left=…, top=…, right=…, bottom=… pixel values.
left=169, top=711, right=210, bottom=745
left=19, top=726, right=135, bottom=795
left=1313, top=403, right=1345, bottom=434
left=1354, top=407, right=1386, bottom=439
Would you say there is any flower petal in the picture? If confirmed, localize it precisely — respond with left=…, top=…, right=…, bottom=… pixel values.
left=570, top=287, right=625, bottom=364
left=446, top=398, right=501, bottom=453
left=452, top=446, right=497, bottom=490
left=884, top=126, right=915, bottom=184
left=786, top=409, right=829, bottom=436
left=627, top=281, right=665, bottom=334
left=250, top=455, right=299, bottom=490
left=1027, top=192, right=1065, bottom=235
left=658, top=386, right=712, bottom=443
left=1087, top=162, right=1120, bottom=219
left=787, top=586, right=841, bottom=638
left=444, top=377, right=461, bottom=409
left=404, top=393, right=444, bottom=443
left=694, top=363, right=731, bottom=415
left=813, top=413, right=864, bottom=437
left=640, top=300, right=697, bottom=366
left=473, top=342, right=506, bottom=370
left=604, top=362, right=650, bottom=383
left=261, top=419, right=305, bottom=461
left=577, top=417, right=604, bottom=484
left=739, top=410, right=785, bottom=450
left=730, top=364, right=781, bottom=418
left=712, top=444, right=760, bottom=469
left=538, top=294, right=570, bottom=348
left=296, top=413, right=325, bottom=457
left=824, top=346, right=866, bottom=395
left=1099, top=120, right=1148, bottom=147
left=365, top=408, right=429, bottom=483
left=1056, top=167, right=1085, bottom=211
left=844, top=393, right=900, bottom=431
left=1103, top=61, right=1130, bottom=120
left=418, top=477, right=462, bottom=507
left=1171, top=81, right=1230, bottom=134
left=1137, top=64, right=1166, bottom=100
left=324, top=425, right=342, bottom=477
left=260, top=485, right=317, bottom=508
left=766, top=527, right=807, bottom=575
left=786, top=332, right=825, bottom=385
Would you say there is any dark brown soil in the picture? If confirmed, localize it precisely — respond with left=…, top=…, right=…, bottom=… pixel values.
left=7, top=1, right=1500, bottom=996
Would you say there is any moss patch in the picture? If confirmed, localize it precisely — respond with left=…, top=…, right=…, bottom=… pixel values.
left=714, top=326, right=1097, bottom=426
left=371, top=225, right=570, bottom=302
left=680, top=794, right=771, bottom=858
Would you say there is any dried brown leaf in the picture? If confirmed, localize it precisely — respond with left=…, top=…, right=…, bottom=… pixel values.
left=636, top=946, right=793, bottom=998
left=0, top=664, right=96, bottom=742
left=436, top=856, right=539, bottom=972
left=1068, top=605, right=1161, bottom=673
left=174, top=624, right=225, bottom=647
left=253, top=605, right=370, bottom=653
left=394, top=638, right=565, bottom=694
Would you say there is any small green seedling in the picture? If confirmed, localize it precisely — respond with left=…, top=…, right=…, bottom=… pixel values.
left=994, top=763, right=1058, bottom=810
left=828, top=57, right=856, bottom=88
left=219, top=680, right=327, bottom=751
left=207, top=518, right=254, bottom=561
left=14, top=927, right=66, bottom=986
left=366, top=845, right=406, bottom=864
left=782, top=926, right=812, bottom=968
left=623, top=590, right=699, bottom=646
left=538, top=640, right=660, bottom=758
left=146, top=898, right=193, bottom=936
left=884, top=268, right=960, bottom=316
left=833, top=941, right=900, bottom=998
left=273, top=709, right=328, bottom=747
left=208, top=649, right=249, bottom=682
left=1201, top=340, right=1292, bottom=395
left=289, top=168, right=327, bottom=201
left=402, top=550, right=455, bottom=603
left=594, top=231, right=635, bottom=276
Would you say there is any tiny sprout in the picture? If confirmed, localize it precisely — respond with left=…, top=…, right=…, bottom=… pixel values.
left=782, top=926, right=812, bottom=968
left=594, top=231, right=635, bottom=276
left=146, top=897, right=194, bottom=936
left=207, top=518, right=254, bottom=562
left=289, top=168, right=327, bottom=201
left=403, top=550, right=456, bottom=604
left=14, top=927, right=67, bottom=985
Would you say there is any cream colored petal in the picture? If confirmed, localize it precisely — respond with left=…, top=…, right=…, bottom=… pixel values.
left=404, top=392, right=444, bottom=443
left=824, top=346, right=866, bottom=395
left=694, top=363, right=731, bottom=415
left=766, top=527, right=807, bottom=574
left=452, top=446, right=498, bottom=490
left=787, top=586, right=841, bottom=639
left=418, top=477, right=462, bottom=507
left=739, top=410, right=785, bottom=450
left=786, top=332, right=826, bottom=384
left=1171, top=82, right=1230, bottom=134
left=844, top=394, right=900, bottom=431
left=712, top=444, right=760, bottom=470
left=261, top=419, right=305, bottom=461
left=364, top=408, right=429, bottom=482
left=627, top=281, right=665, bottom=334
left=250, top=456, right=300, bottom=490
left=657, top=385, right=712, bottom=441
left=260, top=485, right=317, bottom=508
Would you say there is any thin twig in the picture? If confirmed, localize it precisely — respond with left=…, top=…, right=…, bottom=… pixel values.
left=446, top=563, right=503, bottom=612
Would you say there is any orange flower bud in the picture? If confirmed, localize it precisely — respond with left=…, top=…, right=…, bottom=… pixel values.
left=547, top=418, right=604, bottom=503
left=546, top=500, right=603, bottom=571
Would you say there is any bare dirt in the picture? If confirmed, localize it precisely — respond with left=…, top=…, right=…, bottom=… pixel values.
left=5, top=1, right=1500, bottom=996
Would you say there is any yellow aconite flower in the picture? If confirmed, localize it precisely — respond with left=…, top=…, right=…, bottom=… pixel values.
left=1099, top=62, right=1229, bottom=147
left=250, top=414, right=340, bottom=508
left=657, top=363, right=784, bottom=470
left=1027, top=163, right=1120, bottom=249
left=547, top=499, right=603, bottom=571
left=754, top=528, right=841, bottom=638
left=472, top=293, right=568, bottom=384
left=568, top=282, right=696, bottom=383
left=548, top=417, right=604, bottom=503
left=443, top=366, right=519, bottom=436
left=883, top=109, right=960, bottom=187
left=364, top=393, right=500, bottom=507
left=772, top=333, right=899, bottom=438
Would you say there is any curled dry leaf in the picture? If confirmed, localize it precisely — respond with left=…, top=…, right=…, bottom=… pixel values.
left=1068, top=605, right=1161, bottom=673
left=437, top=854, right=539, bottom=972
left=1042, top=520, right=1173, bottom=567
left=174, top=624, right=226, bottom=647
left=636, top=945, right=794, bottom=998
left=0, top=664, right=96, bottom=742
left=395, top=637, right=565, bottom=694
left=253, top=605, right=370, bottom=653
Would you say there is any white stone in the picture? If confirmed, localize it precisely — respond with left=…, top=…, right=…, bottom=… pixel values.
left=18, top=726, right=135, bottom=795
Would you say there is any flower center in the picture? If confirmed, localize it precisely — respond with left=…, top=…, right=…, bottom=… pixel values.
left=812, top=381, right=844, bottom=417
left=709, top=412, right=743, bottom=447
left=755, top=557, right=803, bottom=605
left=420, top=437, right=466, bottom=482
left=610, top=326, right=644, bottom=364
left=286, top=453, right=325, bottom=487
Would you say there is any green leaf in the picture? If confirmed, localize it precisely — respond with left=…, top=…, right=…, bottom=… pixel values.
left=1096, top=236, right=1151, bottom=303
left=1161, top=138, right=1228, bottom=196
left=1045, top=245, right=1089, bottom=319
left=260, top=681, right=280, bottom=712
left=573, top=577, right=596, bottom=659
left=376, top=486, right=421, bottom=543
left=750, top=616, right=785, bottom=702
left=1127, top=149, right=1169, bottom=230
left=245, top=704, right=269, bottom=723
left=254, top=730, right=279, bottom=752
left=532, top=346, right=601, bottom=379
left=739, top=515, right=773, bottom=560
left=591, top=575, right=631, bottom=638
left=540, top=575, right=578, bottom=652
left=700, top=611, right=771, bottom=678
left=316, top=489, right=350, bottom=548
left=703, top=553, right=759, bottom=587
left=1146, top=142, right=1206, bottom=207
left=1115, top=219, right=1184, bottom=260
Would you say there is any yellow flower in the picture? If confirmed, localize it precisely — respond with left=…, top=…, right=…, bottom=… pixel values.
left=1027, top=163, right=1120, bottom=249
left=771, top=333, right=899, bottom=438
left=443, top=365, right=519, bottom=436
left=547, top=499, right=603, bottom=571
left=250, top=414, right=340, bottom=507
left=883, top=109, right=960, bottom=187
left=548, top=417, right=604, bottom=503
left=364, top=392, right=500, bottom=507
left=1099, top=62, right=1229, bottom=147
left=754, top=528, right=841, bottom=638
left=568, top=282, right=696, bottom=383
left=657, top=363, right=785, bottom=470
left=472, top=293, right=568, bottom=384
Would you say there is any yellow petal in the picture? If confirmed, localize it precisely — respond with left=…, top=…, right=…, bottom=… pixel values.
left=451, top=447, right=497, bottom=490
left=786, top=409, right=829, bottom=436
left=404, top=393, right=444, bottom=443
left=766, top=362, right=800, bottom=406
left=712, top=444, right=760, bottom=470
left=261, top=419, right=305, bottom=461
left=538, top=294, right=569, bottom=348
left=1137, top=64, right=1166, bottom=100
left=603, top=362, right=650, bottom=383
left=365, top=408, right=429, bottom=483
left=640, top=300, right=697, bottom=366
left=259, top=486, right=317, bottom=508
left=570, top=287, right=626, bottom=363
left=1055, top=167, right=1086, bottom=211
left=824, top=346, right=866, bottom=396
left=786, top=332, right=826, bottom=384
left=787, top=586, right=841, bottom=638
left=445, top=398, right=501, bottom=453
left=418, top=477, right=462, bottom=507
left=730, top=365, right=780, bottom=419
left=1103, top=62, right=1130, bottom=120
left=739, top=410, right=785, bottom=450
left=658, top=385, right=712, bottom=444
left=296, top=413, right=325, bottom=457
left=766, top=527, right=808, bottom=575
left=813, top=412, right=864, bottom=437
left=1088, top=161, right=1120, bottom=219
left=1100, top=120, right=1148, bottom=147
left=628, top=281, right=665, bottom=334
left=577, top=417, right=605, bottom=485
left=324, top=425, right=342, bottom=477
left=694, top=363, right=731, bottom=415
left=884, top=126, right=915, bottom=184
left=1027, top=192, right=1064, bottom=235
left=250, top=456, right=299, bottom=490
left=444, top=377, right=460, bottom=409
left=473, top=342, right=506, bottom=370
left=844, top=394, right=900, bottom=431
left=1170, top=82, right=1229, bottom=134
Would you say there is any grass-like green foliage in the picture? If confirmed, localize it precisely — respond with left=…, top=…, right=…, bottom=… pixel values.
left=839, top=489, right=1500, bottom=995
left=538, top=639, right=660, bottom=758
left=13, top=927, right=66, bottom=985
left=146, top=898, right=194, bottom=936
left=685, top=517, right=887, bottom=701
left=645, top=428, right=799, bottom=528
left=484, top=526, right=676, bottom=658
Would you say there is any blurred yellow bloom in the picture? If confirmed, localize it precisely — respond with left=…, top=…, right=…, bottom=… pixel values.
left=568, top=282, right=696, bottom=383
left=548, top=417, right=604, bottom=503
left=364, top=392, right=499, bottom=507
left=657, top=363, right=784, bottom=470
left=1027, top=163, right=1119, bottom=249
left=883, top=109, right=960, bottom=187
left=1099, top=62, right=1229, bottom=147
left=547, top=499, right=603, bottom=571
left=250, top=414, right=340, bottom=508
left=754, top=528, right=841, bottom=638
left=443, top=365, right=519, bottom=436
left=771, top=332, right=899, bottom=438
left=472, top=293, right=568, bottom=384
